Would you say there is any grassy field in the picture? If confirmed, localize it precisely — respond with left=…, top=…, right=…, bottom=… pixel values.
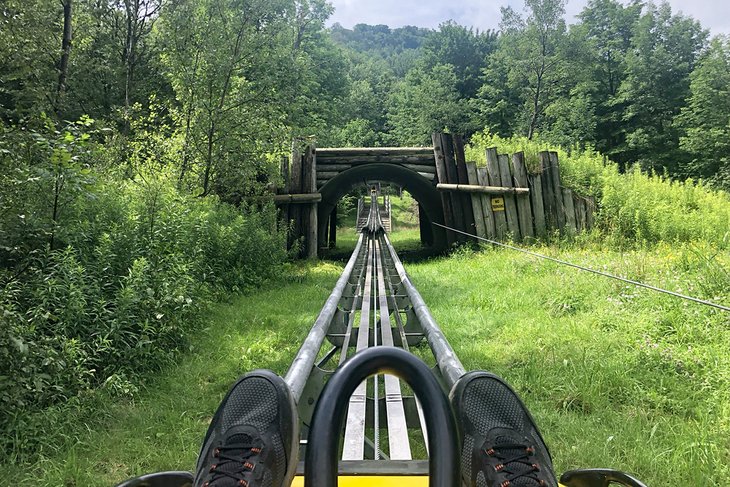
left=4, top=197, right=729, bottom=486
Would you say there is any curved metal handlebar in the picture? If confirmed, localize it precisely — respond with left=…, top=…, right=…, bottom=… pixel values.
left=304, top=346, right=460, bottom=486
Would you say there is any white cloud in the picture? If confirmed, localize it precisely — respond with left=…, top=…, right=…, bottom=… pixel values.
left=326, top=0, right=730, bottom=35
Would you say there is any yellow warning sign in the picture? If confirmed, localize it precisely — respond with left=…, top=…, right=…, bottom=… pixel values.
left=491, top=197, right=505, bottom=212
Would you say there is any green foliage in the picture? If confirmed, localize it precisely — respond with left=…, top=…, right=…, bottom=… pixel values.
left=479, top=0, right=570, bottom=139
left=420, top=21, right=497, bottom=99
left=387, top=64, right=473, bottom=145
left=614, top=3, right=707, bottom=172
left=0, top=120, right=286, bottom=463
left=676, top=36, right=730, bottom=190
left=600, top=169, right=730, bottom=246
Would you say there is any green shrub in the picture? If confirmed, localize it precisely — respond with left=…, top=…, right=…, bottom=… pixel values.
left=0, top=121, right=286, bottom=462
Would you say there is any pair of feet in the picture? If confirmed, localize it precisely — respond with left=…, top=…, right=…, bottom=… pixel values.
left=194, top=370, right=557, bottom=487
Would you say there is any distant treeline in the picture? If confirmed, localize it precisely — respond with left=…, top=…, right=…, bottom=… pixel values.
left=327, top=1, right=730, bottom=190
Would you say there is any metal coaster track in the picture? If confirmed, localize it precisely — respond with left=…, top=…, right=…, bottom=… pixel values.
left=114, top=191, right=651, bottom=487
left=284, top=191, right=466, bottom=475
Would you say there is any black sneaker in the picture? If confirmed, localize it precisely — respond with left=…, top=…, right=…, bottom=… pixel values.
left=194, top=370, right=299, bottom=487
left=450, top=372, right=558, bottom=487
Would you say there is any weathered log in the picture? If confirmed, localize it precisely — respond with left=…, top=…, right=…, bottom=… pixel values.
left=290, top=142, right=303, bottom=250
left=273, top=193, right=323, bottom=203
left=402, top=164, right=437, bottom=174
left=432, top=133, right=456, bottom=246
left=476, top=167, right=496, bottom=239
left=549, top=152, right=566, bottom=231
left=465, top=162, right=486, bottom=239
left=303, top=144, right=318, bottom=259
left=528, top=172, right=547, bottom=238
left=486, top=148, right=508, bottom=239
left=436, top=184, right=530, bottom=195
left=314, top=155, right=436, bottom=164
left=562, top=188, right=577, bottom=234
left=316, top=164, right=350, bottom=172
left=511, top=152, right=534, bottom=239
left=442, top=134, right=466, bottom=239
left=453, top=135, right=476, bottom=236
left=498, top=154, right=521, bottom=239
left=316, top=147, right=433, bottom=156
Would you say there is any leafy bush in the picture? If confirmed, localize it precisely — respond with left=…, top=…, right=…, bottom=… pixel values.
left=0, top=121, right=286, bottom=462
left=466, top=129, right=730, bottom=248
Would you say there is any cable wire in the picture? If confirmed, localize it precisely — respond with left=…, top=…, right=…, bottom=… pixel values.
left=432, top=222, right=730, bottom=313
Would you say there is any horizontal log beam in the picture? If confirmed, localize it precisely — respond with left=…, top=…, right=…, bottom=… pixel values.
left=273, top=193, right=322, bottom=204
left=436, top=183, right=529, bottom=195
left=315, top=155, right=435, bottom=164
left=316, top=147, right=433, bottom=156
left=316, top=164, right=351, bottom=172
left=403, top=164, right=436, bottom=174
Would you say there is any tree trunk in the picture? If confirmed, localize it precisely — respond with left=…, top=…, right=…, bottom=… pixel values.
left=55, top=0, right=73, bottom=117
left=202, top=120, right=215, bottom=196
left=122, top=0, right=135, bottom=136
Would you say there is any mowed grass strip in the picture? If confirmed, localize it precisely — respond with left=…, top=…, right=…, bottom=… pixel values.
left=6, top=241, right=729, bottom=486
left=407, top=244, right=729, bottom=486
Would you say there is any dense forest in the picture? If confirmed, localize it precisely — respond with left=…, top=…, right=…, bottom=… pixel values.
left=1, top=0, right=729, bottom=466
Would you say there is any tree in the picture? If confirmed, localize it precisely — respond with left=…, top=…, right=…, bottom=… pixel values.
left=0, top=0, right=63, bottom=119
left=421, top=21, right=497, bottom=99
left=615, top=2, right=707, bottom=172
left=575, top=0, right=643, bottom=155
left=481, top=0, right=570, bottom=140
left=386, top=64, right=471, bottom=145
left=676, top=36, right=730, bottom=189
left=55, top=0, right=73, bottom=116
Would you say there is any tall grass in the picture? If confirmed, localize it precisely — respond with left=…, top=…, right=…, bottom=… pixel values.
left=466, top=129, right=730, bottom=248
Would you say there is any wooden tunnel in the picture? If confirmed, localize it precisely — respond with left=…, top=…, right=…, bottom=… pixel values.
left=275, top=134, right=596, bottom=258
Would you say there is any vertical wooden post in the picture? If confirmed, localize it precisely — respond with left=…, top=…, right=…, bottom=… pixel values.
left=279, top=155, right=290, bottom=243
left=498, top=154, right=520, bottom=240
left=528, top=171, right=547, bottom=238
left=432, top=133, right=456, bottom=246
left=453, top=135, right=476, bottom=236
left=549, top=152, right=566, bottom=232
left=329, top=207, right=337, bottom=248
left=511, top=152, right=534, bottom=240
left=477, top=167, right=496, bottom=239
left=442, top=134, right=467, bottom=239
left=586, top=196, right=596, bottom=230
left=418, top=204, right=434, bottom=245
left=486, top=148, right=508, bottom=239
left=562, top=188, right=577, bottom=235
left=465, top=161, right=487, bottom=239
left=574, top=196, right=586, bottom=232
left=290, top=141, right=303, bottom=251
left=302, top=143, right=318, bottom=259
left=539, top=151, right=555, bottom=232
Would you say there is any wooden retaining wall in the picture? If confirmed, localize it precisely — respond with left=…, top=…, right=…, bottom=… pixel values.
left=275, top=134, right=598, bottom=258
left=433, top=132, right=596, bottom=243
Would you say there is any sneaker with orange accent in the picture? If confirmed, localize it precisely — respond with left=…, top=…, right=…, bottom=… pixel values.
left=194, top=370, right=299, bottom=487
left=450, top=371, right=558, bottom=487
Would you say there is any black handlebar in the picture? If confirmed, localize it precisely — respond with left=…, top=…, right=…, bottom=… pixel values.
left=304, top=346, right=460, bottom=487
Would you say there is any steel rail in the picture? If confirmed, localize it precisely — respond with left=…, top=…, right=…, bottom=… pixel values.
left=382, top=233, right=467, bottom=389
left=285, top=232, right=366, bottom=402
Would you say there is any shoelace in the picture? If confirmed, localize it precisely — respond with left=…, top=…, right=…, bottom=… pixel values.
left=203, top=441, right=263, bottom=487
left=484, top=443, right=546, bottom=487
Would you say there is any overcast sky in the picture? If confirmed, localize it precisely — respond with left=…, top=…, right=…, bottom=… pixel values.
left=326, top=0, right=730, bottom=36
